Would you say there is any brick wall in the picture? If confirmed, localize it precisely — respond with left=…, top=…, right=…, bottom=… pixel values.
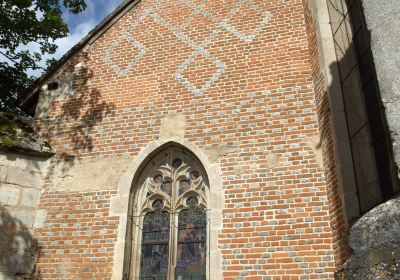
left=32, top=0, right=346, bottom=279
left=34, top=191, right=118, bottom=279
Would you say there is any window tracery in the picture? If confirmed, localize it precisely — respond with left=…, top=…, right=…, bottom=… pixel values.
left=125, top=148, right=209, bottom=280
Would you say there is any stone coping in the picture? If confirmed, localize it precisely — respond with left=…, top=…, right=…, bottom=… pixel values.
left=0, top=112, right=54, bottom=156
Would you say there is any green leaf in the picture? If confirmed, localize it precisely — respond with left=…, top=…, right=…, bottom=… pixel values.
left=0, top=0, right=87, bottom=114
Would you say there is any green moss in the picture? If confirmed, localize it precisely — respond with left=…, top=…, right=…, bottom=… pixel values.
left=0, top=111, right=54, bottom=154
left=0, top=128, right=21, bottom=147
left=0, top=123, right=17, bottom=132
left=0, top=112, right=29, bottom=148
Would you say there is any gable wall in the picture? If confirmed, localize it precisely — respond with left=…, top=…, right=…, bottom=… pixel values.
left=31, top=0, right=345, bottom=279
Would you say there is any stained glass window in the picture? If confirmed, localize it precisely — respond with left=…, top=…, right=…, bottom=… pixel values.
left=179, top=179, right=191, bottom=195
left=132, top=154, right=208, bottom=280
left=140, top=200, right=170, bottom=280
left=161, top=180, right=172, bottom=196
left=176, top=197, right=207, bottom=280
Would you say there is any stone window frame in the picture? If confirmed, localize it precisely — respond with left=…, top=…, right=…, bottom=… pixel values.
left=125, top=146, right=209, bottom=279
left=110, top=139, right=223, bottom=280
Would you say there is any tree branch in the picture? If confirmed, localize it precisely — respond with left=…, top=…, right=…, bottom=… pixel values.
left=0, top=50, right=20, bottom=65
left=0, top=50, right=46, bottom=71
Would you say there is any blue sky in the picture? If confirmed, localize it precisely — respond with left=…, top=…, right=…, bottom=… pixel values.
left=56, top=0, right=124, bottom=59
left=26, top=0, right=123, bottom=76
left=0, top=1, right=124, bottom=77
left=61, top=0, right=123, bottom=34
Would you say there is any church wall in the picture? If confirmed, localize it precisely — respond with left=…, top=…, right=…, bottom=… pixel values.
left=302, top=0, right=349, bottom=269
left=30, top=156, right=131, bottom=279
left=31, top=0, right=346, bottom=279
left=0, top=151, right=50, bottom=279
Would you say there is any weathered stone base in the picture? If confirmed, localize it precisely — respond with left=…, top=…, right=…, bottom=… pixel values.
left=336, top=260, right=400, bottom=280
left=335, top=197, right=400, bottom=279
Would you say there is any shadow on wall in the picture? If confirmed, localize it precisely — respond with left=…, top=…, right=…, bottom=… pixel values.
left=325, top=0, right=399, bottom=223
left=0, top=206, right=38, bottom=279
left=325, top=5, right=400, bottom=276
left=328, top=39, right=398, bottom=221
left=56, top=51, right=116, bottom=153
left=36, top=51, right=116, bottom=172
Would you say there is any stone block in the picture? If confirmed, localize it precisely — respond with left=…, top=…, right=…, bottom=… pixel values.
left=340, top=196, right=400, bottom=279
left=363, top=0, right=400, bottom=30
left=0, top=151, right=51, bottom=173
left=0, top=167, right=6, bottom=182
left=160, top=113, right=187, bottom=139
left=0, top=153, right=28, bottom=169
left=0, top=185, right=21, bottom=207
left=33, top=209, right=47, bottom=228
left=0, top=207, right=36, bottom=276
left=110, top=195, right=129, bottom=215
left=10, top=209, right=35, bottom=227
left=348, top=197, right=400, bottom=258
left=27, top=157, right=51, bottom=172
left=266, top=154, right=281, bottom=169
left=4, top=167, right=42, bottom=189
left=51, top=156, right=131, bottom=191
left=21, top=188, right=41, bottom=208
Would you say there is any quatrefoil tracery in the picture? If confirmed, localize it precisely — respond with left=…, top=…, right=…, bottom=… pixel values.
left=140, top=161, right=208, bottom=214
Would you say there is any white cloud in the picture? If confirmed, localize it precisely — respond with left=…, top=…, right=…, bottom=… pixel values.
left=28, top=0, right=122, bottom=77
left=27, top=19, right=97, bottom=77
left=1, top=0, right=123, bottom=77
left=55, top=20, right=97, bottom=58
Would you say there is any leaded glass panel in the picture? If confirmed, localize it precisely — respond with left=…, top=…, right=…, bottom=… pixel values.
left=140, top=201, right=170, bottom=280
left=179, top=179, right=191, bottom=195
left=176, top=197, right=206, bottom=280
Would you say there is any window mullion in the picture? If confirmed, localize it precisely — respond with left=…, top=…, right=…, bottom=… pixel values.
left=168, top=211, right=178, bottom=280
left=168, top=176, right=178, bottom=280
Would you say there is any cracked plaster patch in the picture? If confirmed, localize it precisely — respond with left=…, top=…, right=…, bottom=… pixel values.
left=203, top=146, right=238, bottom=162
left=306, top=135, right=324, bottom=168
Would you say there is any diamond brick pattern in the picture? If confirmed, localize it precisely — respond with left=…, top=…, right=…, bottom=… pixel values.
left=102, top=0, right=272, bottom=95
left=103, top=33, right=147, bottom=76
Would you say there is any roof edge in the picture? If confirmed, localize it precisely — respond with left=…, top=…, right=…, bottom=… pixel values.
left=19, top=0, right=142, bottom=109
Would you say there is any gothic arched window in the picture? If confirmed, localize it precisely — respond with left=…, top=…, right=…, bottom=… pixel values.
left=123, top=146, right=209, bottom=280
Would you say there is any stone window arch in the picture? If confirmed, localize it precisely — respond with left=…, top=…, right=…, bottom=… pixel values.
left=123, top=145, right=210, bottom=280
